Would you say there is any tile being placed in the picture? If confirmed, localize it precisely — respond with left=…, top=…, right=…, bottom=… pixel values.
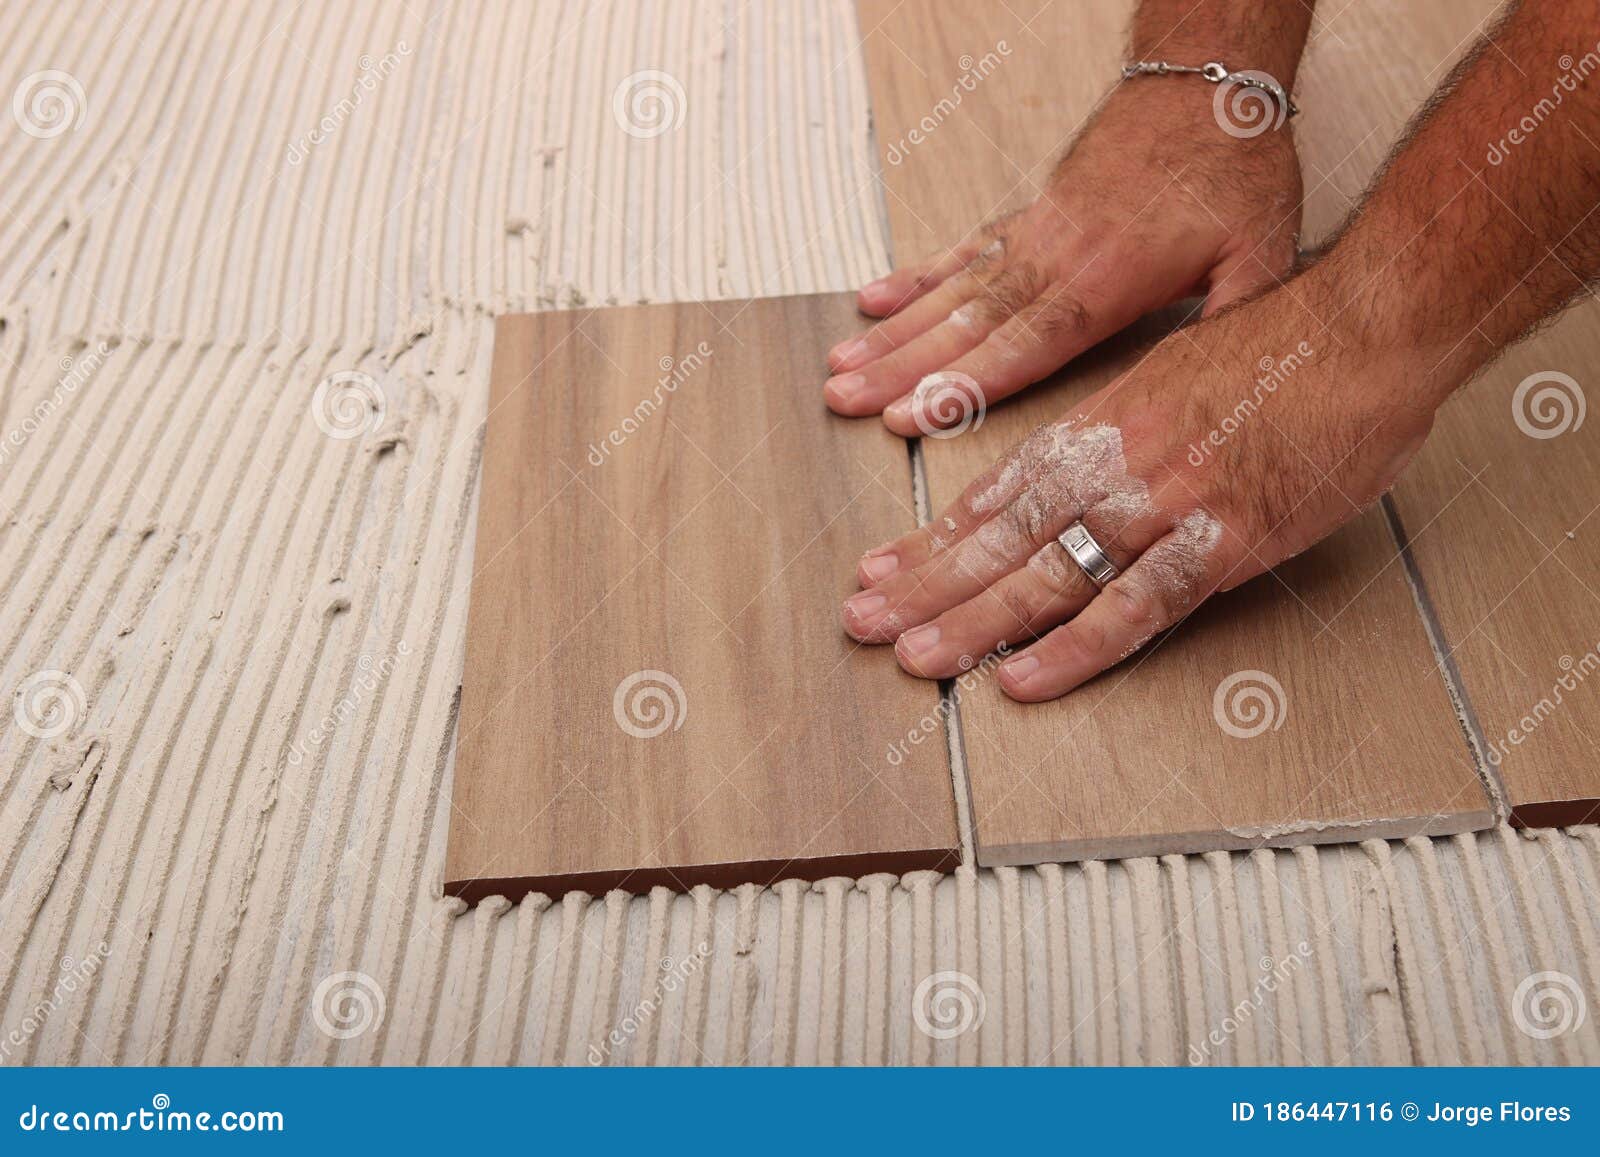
left=445, top=294, right=960, bottom=903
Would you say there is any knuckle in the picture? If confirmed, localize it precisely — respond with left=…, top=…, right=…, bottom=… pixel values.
left=957, top=488, right=989, bottom=525
left=967, top=296, right=1014, bottom=329
left=979, top=209, right=1022, bottom=246
left=1034, top=295, right=1092, bottom=346
left=970, top=261, right=1045, bottom=326
left=966, top=241, right=1005, bottom=277
left=922, top=517, right=958, bottom=554
left=1026, top=540, right=1084, bottom=598
left=1054, top=619, right=1105, bottom=665
left=993, top=580, right=1039, bottom=629
left=962, top=513, right=1025, bottom=576
left=1104, top=577, right=1161, bottom=630
left=957, top=480, right=1003, bottom=526
left=944, top=269, right=985, bottom=301
left=1081, top=498, right=1145, bottom=546
left=1004, top=490, right=1066, bottom=555
left=1000, top=499, right=1039, bottom=547
left=874, top=343, right=931, bottom=386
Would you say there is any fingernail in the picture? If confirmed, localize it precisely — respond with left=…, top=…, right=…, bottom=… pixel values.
left=844, top=591, right=887, bottom=625
left=883, top=394, right=913, bottom=424
left=860, top=277, right=890, bottom=301
left=1002, top=655, right=1039, bottom=684
left=898, top=624, right=941, bottom=656
left=859, top=548, right=899, bottom=583
left=824, top=372, right=866, bottom=406
left=830, top=337, right=871, bottom=370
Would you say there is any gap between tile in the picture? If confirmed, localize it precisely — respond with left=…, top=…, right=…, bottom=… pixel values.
left=856, top=11, right=977, bottom=867
left=1380, top=493, right=1506, bottom=818
left=905, top=435, right=978, bottom=866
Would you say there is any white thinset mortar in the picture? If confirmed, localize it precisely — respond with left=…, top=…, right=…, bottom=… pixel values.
left=0, top=0, right=1595, bottom=1066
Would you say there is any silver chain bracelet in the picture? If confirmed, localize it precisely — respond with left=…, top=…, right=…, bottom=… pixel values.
left=1121, top=59, right=1299, bottom=118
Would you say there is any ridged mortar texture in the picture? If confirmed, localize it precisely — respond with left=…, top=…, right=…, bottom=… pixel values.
left=0, top=0, right=1594, bottom=1066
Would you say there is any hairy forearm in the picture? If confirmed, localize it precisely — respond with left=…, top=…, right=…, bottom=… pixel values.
left=1130, top=0, right=1315, bottom=88
left=1314, top=0, right=1600, bottom=399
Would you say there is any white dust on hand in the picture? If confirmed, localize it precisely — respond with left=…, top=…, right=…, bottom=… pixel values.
left=970, top=423, right=1142, bottom=532
left=965, top=421, right=1225, bottom=612
left=947, top=303, right=978, bottom=329
left=1110, top=509, right=1225, bottom=659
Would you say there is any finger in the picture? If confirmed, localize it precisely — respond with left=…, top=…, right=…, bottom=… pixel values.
left=843, top=493, right=1083, bottom=643
left=892, top=536, right=1097, bottom=677
left=853, top=458, right=1013, bottom=590
left=824, top=294, right=1010, bottom=416
left=855, top=217, right=1016, bottom=317
left=853, top=416, right=1114, bottom=587
left=855, top=510, right=967, bottom=587
left=893, top=492, right=1173, bottom=675
left=997, top=513, right=1228, bottom=701
left=832, top=240, right=1017, bottom=384
left=827, top=271, right=984, bottom=377
left=834, top=260, right=1056, bottom=417
left=880, top=274, right=1140, bottom=437
left=853, top=239, right=986, bottom=319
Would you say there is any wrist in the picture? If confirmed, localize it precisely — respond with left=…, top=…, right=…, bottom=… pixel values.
left=1295, top=240, right=1479, bottom=411
left=1091, top=73, right=1300, bottom=170
left=1129, top=3, right=1313, bottom=91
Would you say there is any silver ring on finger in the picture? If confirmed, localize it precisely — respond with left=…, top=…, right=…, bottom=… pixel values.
left=1057, top=521, right=1119, bottom=588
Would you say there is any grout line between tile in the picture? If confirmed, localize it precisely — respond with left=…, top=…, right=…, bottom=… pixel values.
left=1380, top=493, right=1507, bottom=819
left=907, top=436, right=978, bottom=866
left=851, top=6, right=977, bottom=866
